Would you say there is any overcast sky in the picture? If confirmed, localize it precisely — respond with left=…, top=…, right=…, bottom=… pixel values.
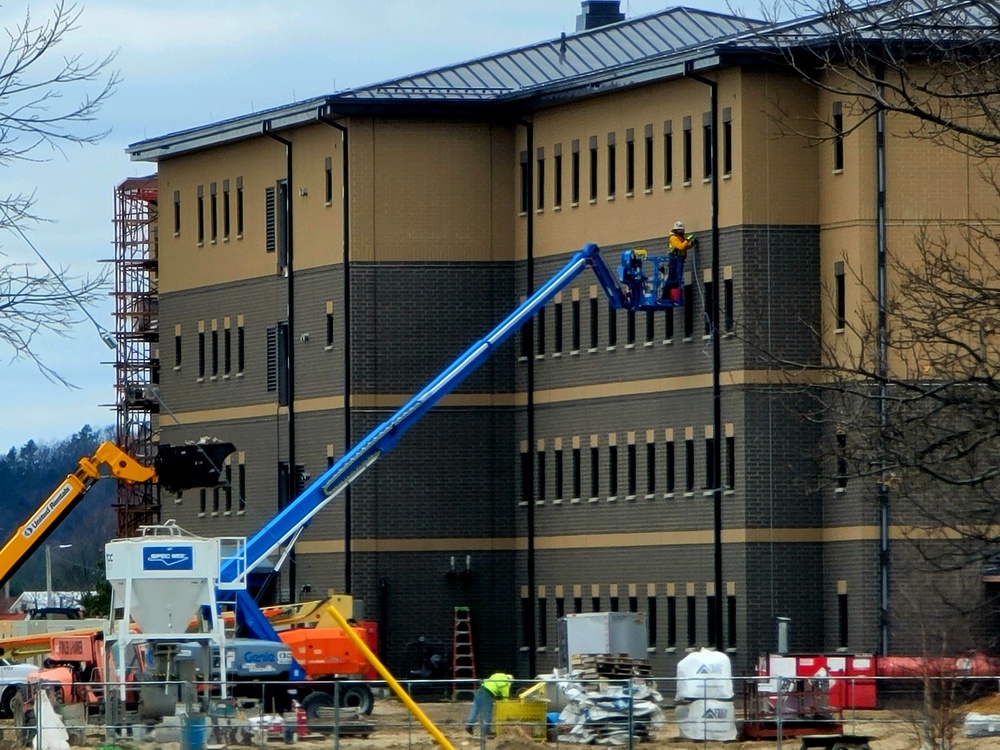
left=0, top=0, right=736, bottom=452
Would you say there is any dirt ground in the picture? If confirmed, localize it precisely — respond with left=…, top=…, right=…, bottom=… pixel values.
left=280, top=694, right=1000, bottom=750
left=14, top=693, right=1000, bottom=750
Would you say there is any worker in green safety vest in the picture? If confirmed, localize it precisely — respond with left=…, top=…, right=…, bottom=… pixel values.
left=465, top=672, right=513, bottom=737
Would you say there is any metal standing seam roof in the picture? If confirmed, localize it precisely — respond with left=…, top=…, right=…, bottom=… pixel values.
left=338, top=6, right=765, bottom=102
left=128, top=6, right=763, bottom=161
left=129, top=0, right=997, bottom=161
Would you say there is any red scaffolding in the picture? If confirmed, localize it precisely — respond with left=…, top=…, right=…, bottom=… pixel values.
left=109, top=176, right=160, bottom=536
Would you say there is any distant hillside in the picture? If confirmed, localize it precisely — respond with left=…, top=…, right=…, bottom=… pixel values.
left=0, top=425, right=118, bottom=595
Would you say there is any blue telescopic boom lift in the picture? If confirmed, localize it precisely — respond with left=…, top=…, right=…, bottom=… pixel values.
left=218, top=242, right=683, bottom=668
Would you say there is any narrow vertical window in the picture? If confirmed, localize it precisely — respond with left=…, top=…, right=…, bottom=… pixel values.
left=238, top=461, right=246, bottom=511
left=666, top=440, right=676, bottom=493
left=589, top=297, right=599, bottom=349
left=521, top=596, right=532, bottom=648
left=174, top=328, right=182, bottom=368
left=198, top=330, right=206, bottom=379
left=626, top=310, right=636, bottom=344
left=644, top=124, right=654, bottom=191
left=704, top=280, right=716, bottom=336
left=173, top=190, right=181, bottom=235
left=537, top=597, right=548, bottom=647
left=571, top=139, right=581, bottom=204
left=627, top=443, right=637, bottom=496
left=608, top=445, right=618, bottom=496
left=536, top=310, right=545, bottom=355
left=237, top=322, right=245, bottom=373
left=571, top=299, right=581, bottom=351
left=707, top=594, right=717, bottom=643
left=838, top=591, right=849, bottom=648
left=592, top=594, right=601, bottom=612
left=610, top=594, right=620, bottom=612
left=722, top=108, right=733, bottom=176
left=572, top=447, right=581, bottom=499
left=687, top=595, right=697, bottom=647
left=625, top=128, right=635, bottom=194
left=520, top=449, right=531, bottom=504
left=326, top=306, right=335, bottom=347
left=724, top=277, right=734, bottom=332
left=836, top=431, right=848, bottom=490
left=536, top=449, right=546, bottom=501
left=589, top=136, right=598, bottom=201
left=664, top=307, right=674, bottom=340
left=556, top=596, right=565, bottom=620
left=520, top=150, right=529, bottom=213
left=536, top=147, right=545, bottom=210
left=607, top=133, right=616, bottom=197
left=608, top=307, right=617, bottom=347
left=726, top=434, right=736, bottom=489
left=236, top=176, right=244, bottom=237
left=835, top=261, right=846, bottom=329
left=265, top=186, right=276, bottom=252
left=683, top=281, right=694, bottom=337
left=645, top=311, right=654, bottom=343
left=211, top=328, right=219, bottom=376
left=702, top=111, right=713, bottom=180
left=196, top=185, right=205, bottom=244
left=667, top=595, right=677, bottom=647
left=682, top=116, right=692, bottom=183
left=199, top=489, right=206, bottom=514
left=554, top=448, right=564, bottom=501
left=646, top=442, right=656, bottom=494
left=212, top=487, right=220, bottom=513
left=590, top=446, right=599, bottom=498
left=663, top=120, right=673, bottom=187
left=222, top=179, right=231, bottom=239
left=833, top=101, right=844, bottom=171
left=727, top=593, right=738, bottom=649
left=521, top=320, right=532, bottom=358
left=647, top=595, right=658, bottom=647
left=574, top=595, right=583, bottom=614
left=209, top=183, right=218, bottom=242
left=554, top=145, right=563, bottom=208
left=554, top=302, right=563, bottom=353
left=705, top=435, right=716, bottom=489
left=325, top=156, right=334, bottom=204
left=224, top=326, right=232, bottom=376
left=685, top=436, right=695, bottom=492
left=276, top=180, right=289, bottom=272
left=224, top=463, right=233, bottom=511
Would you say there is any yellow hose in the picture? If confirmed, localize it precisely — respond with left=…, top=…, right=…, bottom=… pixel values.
left=324, top=605, right=456, bottom=750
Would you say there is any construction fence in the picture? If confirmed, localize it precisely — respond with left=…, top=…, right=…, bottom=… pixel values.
left=13, top=673, right=1000, bottom=750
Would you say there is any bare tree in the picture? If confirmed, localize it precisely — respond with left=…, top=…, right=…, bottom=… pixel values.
left=735, top=0, right=1000, bottom=577
left=0, top=1, right=118, bottom=383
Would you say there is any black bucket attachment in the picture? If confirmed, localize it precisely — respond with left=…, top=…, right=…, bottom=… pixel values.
left=155, top=441, right=236, bottom=493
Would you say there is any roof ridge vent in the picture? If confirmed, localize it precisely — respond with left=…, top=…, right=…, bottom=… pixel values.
left=576, top=0, right=625, bottom=31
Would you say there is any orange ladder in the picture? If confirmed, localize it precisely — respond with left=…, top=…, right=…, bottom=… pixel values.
left=452, top=606, right=477, bottom=699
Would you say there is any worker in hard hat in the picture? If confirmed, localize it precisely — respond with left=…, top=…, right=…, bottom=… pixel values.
left=662, top=220, right=697, bottom=301
left=465, top=672, right=514, bottom=737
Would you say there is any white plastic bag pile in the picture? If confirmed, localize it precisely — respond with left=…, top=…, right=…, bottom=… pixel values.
left=674, top=648, right=737, bottom=741
left=552, top=672, right=666, bottom=745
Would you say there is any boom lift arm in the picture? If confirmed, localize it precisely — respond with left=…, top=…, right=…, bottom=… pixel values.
left=0, top=440, right=235, bottom=589
left=220, top=242, right=681, bottom=640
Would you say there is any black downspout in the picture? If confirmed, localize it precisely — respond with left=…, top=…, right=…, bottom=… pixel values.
left=519, top=118, right=536, bottom=677
left=875, top=74, right=890, bottom=657
left=263, top=122, right=297, bottom=599
left=319, top=109, right=353, bottom=594
left=684, top=64, right=723, bottom=651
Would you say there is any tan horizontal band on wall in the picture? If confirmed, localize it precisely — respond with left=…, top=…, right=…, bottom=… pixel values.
left=293, top=525, right=933, bottom=554
left=160, top=370, right=819, bottom=425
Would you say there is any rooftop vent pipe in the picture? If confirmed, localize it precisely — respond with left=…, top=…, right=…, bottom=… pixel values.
left=576, top=1, right=624, bottom=30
